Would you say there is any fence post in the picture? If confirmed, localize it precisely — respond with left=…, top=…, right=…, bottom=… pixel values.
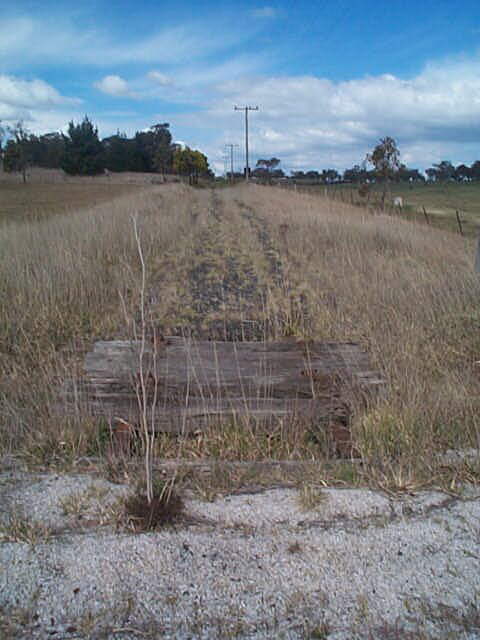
left=475, top=235, right=480, bottom=273
left=422, top=206, right=430, bottom=225
left=455, top=210, right=464, bottom=236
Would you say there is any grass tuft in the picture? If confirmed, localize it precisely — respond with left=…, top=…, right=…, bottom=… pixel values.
left=297, top=482, right=328, bottom=511
left=0, top=512, right=52, bottom=545
left=124, top=479, right=184, bottom=532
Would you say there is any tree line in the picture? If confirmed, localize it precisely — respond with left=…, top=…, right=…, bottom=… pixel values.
left=253, top=140, right=480, bottom=185
left=0, top=117, right=212, bottom=182
left=278, top=160, right=480, bottom=184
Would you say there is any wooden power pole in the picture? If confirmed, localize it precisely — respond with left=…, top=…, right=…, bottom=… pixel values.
left=234, top=106, right=258, bottom=182
left=225, top=143, right=238, bottom=183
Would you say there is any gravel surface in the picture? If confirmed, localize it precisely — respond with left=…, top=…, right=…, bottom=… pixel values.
left=1, top=467, right=479, bottom=639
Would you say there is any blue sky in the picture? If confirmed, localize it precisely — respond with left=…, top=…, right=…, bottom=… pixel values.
left=1, top=0, right=480, bottom=174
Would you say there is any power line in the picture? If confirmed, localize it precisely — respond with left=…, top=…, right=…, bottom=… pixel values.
left=234, top=105, right=258, bottom=182
left=225, top=143, right=239, bottom=182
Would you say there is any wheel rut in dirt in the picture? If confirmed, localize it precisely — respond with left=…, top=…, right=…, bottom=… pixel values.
left=151, top=190, right=292, bottom=340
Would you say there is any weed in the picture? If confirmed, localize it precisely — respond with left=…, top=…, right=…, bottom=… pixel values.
left=297, top=482, right=328, bottom=511
left=0, top=512, right=52, bottom=545
left=124, top=478, right=184, bottom=531
left=0, top=603, right=40, bottom=637
left=355, top=593, right=370, bottom=623
left=330, top=461, right=360, bottom=485
left=59, top=484, right=109, bottom=518
left=101, top=454, right=134, bottom=484
left=308, top=621, right=331, bottom=639
left=60, top=491, right=88, bottom=517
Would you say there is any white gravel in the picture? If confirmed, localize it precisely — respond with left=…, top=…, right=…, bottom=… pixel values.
left=1, top=467, right=479, bottom=639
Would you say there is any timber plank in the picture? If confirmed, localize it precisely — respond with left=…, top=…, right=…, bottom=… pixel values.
left=73, top=338, right=383, bottom=433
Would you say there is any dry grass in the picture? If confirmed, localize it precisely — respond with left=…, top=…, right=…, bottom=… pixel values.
left=0, top=181, right=479, bottom=487
left=240, top=186, right=480, bottom=477
left=0, top=181, right=201, bottom=459
left=0, top=512, right=52, bottom=545
left=297, top=482, right=328, bottom=511
left=0, top=181, right=148, bottom=222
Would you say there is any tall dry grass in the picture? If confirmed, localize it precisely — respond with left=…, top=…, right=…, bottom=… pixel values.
left=1, top=181, right=478, bottom=485
left=231, top=185, right=480, bottom=484
left=0, top=183, right=205, bottom=460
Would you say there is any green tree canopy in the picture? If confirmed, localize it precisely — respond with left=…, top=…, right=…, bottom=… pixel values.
left=103, top=132, right=132, bottom=172
left=3, top=122, right=33, bottom=182
left=173, top=146, right=210, bottom=183
left=128, top=123, right=173, bottom=173
left=0, top=121, right=5, bottom=167
left=62, top=116, right=105, bottom=176
left=433, top=160, right=455, bottom=181
left=455, top=164, right=472, bottom=181
left=471, top=160, right=480, bottom=180
left=367, top=137, right=400, bottom=181
left=253, top=157, right=284, bottom=180
left=321, top=168, right=340, bottom=184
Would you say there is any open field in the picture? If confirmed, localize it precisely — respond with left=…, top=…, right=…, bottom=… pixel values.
left=0, top=182, right=150, bottom=222
left=1, top=180, right=479, bottom=638
left=1, top=179, right=479, bottom=485
left=0, top=168, right=180, bottom=222
left=297, top=180, right=480, bottom=237
left=371, top=181, right=480, bottom=235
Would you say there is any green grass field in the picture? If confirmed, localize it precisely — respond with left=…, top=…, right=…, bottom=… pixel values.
left=299, top=181, right=480, bottom=236
left=380, top=181, right=480, bottom=235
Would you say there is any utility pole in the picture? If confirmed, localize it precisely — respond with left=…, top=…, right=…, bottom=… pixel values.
left=475, top=234, right=480, bottom=274
left=234, top=105, right=258, bottom=182
left=223, top=151, right=228, bottom=179
left=225, top=143, right=238, bottom=183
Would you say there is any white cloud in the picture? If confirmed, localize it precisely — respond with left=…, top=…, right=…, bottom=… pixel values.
left=251, top=7, right=278, bottom=19
left=0, top=74, right=78, bottom=109
left=0, top=16, right=99, bottom=67
left=147, top=71, right=173, bottom=86
left=0, top=74, right=81, bottom=132
left=94, top=75, right=133, bottom=97
left=196, top=53, right=480, bottom=172
left=112, top=57, right=264, bottom=105
left=0, top=15, right=258, bottom=68
left=173, top=56, right=261, bottom=89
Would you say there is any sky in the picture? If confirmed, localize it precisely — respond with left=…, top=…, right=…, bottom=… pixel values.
left=1, top=0, right=480, bottom=175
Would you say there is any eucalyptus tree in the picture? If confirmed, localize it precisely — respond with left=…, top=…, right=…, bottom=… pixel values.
left=366, top=136, right=401, bottom=209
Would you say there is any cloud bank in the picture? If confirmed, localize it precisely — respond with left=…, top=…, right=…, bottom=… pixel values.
left=201, top=53, right=480, bottom=171
left=0, top=74, right=80, bottom=130
left=0, top=15, right=260, bottom=68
